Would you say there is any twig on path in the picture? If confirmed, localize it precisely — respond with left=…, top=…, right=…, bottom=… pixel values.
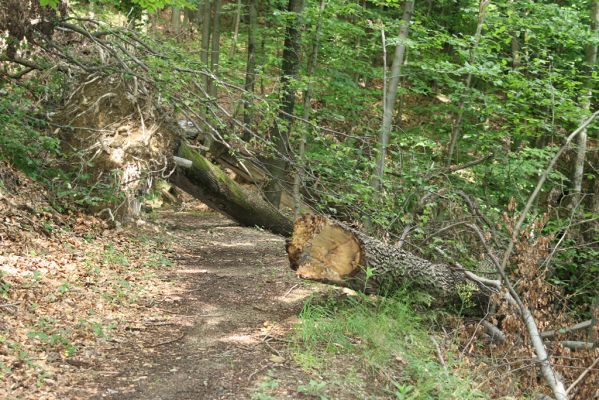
left=430, top=336, right=449, bottom=377
left=261, top=335, right=292, bottom=344
left=282, top=284, right=300, bottom=298
left=147, top=331, right=185, bottom=348
left=0, top=301, right=21, bottom=313
left=143, top=320, right=178, bottom=327
left=261, top=337, right=283, bottom=357
left=248, top=363, right=271, bottom=382
left=156, top=308, right=194, bottom=317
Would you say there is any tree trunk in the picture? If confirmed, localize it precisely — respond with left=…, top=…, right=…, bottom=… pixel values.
left=511, top=32, right=521, bottom=69
left=287, top=215, right=487, bottom=304
left=446, top=0, right=489, bottom=165
left=264, top=0, right=305, bottom=208
left=509, top=0, right=520, bottom=69
left=242, top=0, right=258, bottom=140
left=172, top=142, right=293, bottom=236
left=171, top=7, right=181, bottom=35
left=373, top=0, right=414, bottom=194
left=209, top=0, right=222, bottom=92
left=204, top=0, right=222, bottom=151
left=293, top=0, right=326, bottom=218
left=201, top=1, right=212, bottom=91
left=572, top=0, right=598, bottom=206
left=182, top=8, right=193, bottom=32
left=230, top=0, right=242, bottom=59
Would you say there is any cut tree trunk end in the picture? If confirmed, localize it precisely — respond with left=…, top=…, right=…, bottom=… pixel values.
left=287, top=215, right=489, bottom=306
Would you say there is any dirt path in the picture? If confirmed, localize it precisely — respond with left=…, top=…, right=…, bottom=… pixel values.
left=93, top=209, right=317, bottom=400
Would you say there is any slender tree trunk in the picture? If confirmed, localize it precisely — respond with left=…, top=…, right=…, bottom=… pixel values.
left=171, top=7, right=181, bottom=35
left=260, top=27, right=266, bottom=95
left=209, top=0, right=222, bottom=98
left=293, top=0, right=326, bottom=217
left=264, top=0, right=305, bottom=208
left=446, top=0, right=490, bottom=165
left=230, top=0, right=242, bottom=59
left=508, top=0, right=520, bottom=69
left=201, top=0, right=212, bottom=89
left=150, top=12, right=158, bottom=34
left=199, top=0, right=213, bottom=148
left=511, top=32, right=521, bottom=69
left=182, top=9, right=193, bottom=33
left=242, top=0, right=258, bottom=141
left=373, top=0, right=415, bottom=194
left=572, top=0, right=598, bottom=206
left=203, top=0, right=222, bottom=151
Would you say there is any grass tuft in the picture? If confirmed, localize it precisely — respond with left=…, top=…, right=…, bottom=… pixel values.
left=290, top=290, right=488, bottom=399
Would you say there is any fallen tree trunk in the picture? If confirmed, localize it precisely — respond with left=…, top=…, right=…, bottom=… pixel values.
left=287, top=215, right=489, bottom=305
left=172, top=142, right=293, bottom=236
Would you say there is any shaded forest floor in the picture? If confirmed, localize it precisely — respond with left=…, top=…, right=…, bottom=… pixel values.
left=1, top=160, right=464, bottom=400
left=91, top=207, right=334, bottom=400
left=89, top=208, right=478, bottom=400
left=5, top=159, right=572, bottom=399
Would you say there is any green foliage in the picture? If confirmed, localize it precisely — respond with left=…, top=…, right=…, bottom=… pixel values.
left=39, top=0, right=61, bottom=7
left=0, top=85, right=124, bottom=212
left=291, top=292, right=487, bottom=398
left=0, top=88, right=60, bottom=178
left=89, top=0, right=194, bottom=13
left=252, top=373, right=280, bottom=400
left=27, top=317, right=77, bottom=358
left=297, top=380, right=328, bottom=399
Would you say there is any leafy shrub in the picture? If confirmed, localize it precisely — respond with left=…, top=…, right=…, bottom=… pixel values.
left=0, top=87, right=59, bottom=178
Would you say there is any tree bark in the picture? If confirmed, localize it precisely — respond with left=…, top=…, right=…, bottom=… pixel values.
left=264, top=0, right=305, bottom=208
left=242, top=0, right=258, bottom=140
left=200, top=0, right=212, bottom=95
left=209, top=0, right=222, bottom=94
left=511, top=32, right=521, bottom=69
left=172, top=142, right=293, bottom=237
left=373, top=0, right=414, bottom=194
left=171, top=7, right=181, bottom=35
left=293, top=0, right=326, bottom=218
left=446, top=0, right=489, bottom=165
left=572, top=0, right=598, bottom=206
left=204, top=0, right=222, bottom=151
left=287, top=215, right=488, bottom=304
left=230, top=0, right=242, bottom=59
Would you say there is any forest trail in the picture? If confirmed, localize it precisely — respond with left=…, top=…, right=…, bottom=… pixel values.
left=93, top=208, right=316, bottom=400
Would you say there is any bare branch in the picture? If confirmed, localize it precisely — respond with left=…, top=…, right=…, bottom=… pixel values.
left=566, top=356, right=599, bottom=395
left=541, top=320, right=593, bottom=339
left=466, top=223, right=568, bottom=400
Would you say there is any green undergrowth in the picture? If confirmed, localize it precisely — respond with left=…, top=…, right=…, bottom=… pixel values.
left=290, top=291, right=488, bottom=399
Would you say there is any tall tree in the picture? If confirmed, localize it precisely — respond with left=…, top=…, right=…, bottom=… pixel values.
left=200, top=0, right=212, bottom=90
left=242, top=0, right=258, bottom=140
left=171, top=7, right=181, bottom=35
left=209, top=0, right=222, bottom=98
left=203, top=0, right=222, bottom=151
left=293, top=0, right=326, bottom=217
left=265, top=0, right=305, bottom=207
left=372, top=0, right=415, bottom=194
left=572, top=0, right=598, bottom=206
left=446, top=0, right=490, bottom=165
left=229, top=0, right=242, bottom=59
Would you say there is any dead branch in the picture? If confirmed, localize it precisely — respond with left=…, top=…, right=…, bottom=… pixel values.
left=466, top=223, right=568, bottom=400
left=566, top=356, right=599, bottom=395
left=541, top=320, right=593, bottom=339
